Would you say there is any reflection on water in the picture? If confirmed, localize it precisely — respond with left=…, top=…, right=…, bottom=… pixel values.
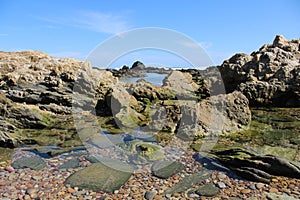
left=120, top=73, right=168, bottom=86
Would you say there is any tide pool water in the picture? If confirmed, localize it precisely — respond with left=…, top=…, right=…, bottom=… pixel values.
left=120, top=72, right=168, bottom=86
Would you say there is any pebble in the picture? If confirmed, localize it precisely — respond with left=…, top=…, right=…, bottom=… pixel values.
left=189, top=193, right=200, bottom=198
left=217, top=182, right=226, bottom=189
left=241, top=188, right=251, bottom=194
left=217, top=173, right=227, bottom=179
left=256, top=183, right=264, bottom=189
left=4, top=165, right=14, bottom=172
left=269, top=187, right=279, bottom=193
left=0, top=147, right=299, bottom=200
left=249, top=184, right=256, bottom=190
left=145, top=191, right=156, bottom=200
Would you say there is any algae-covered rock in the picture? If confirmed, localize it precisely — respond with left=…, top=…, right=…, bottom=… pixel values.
left=64, top=161, right=133, bottom=192
left=212, top=148, right=300, bottom=183
left=151, top=160, right=183, bottom=179
left=164, top=169, right=212, bottom=194
left=11, top=153, right=46, bottom=170
left=120, top=140, right=165, bottom=162
left=196, top=182, right=220, bottom=197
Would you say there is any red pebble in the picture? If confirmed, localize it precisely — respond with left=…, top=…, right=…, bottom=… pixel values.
left=5, top=165, right=14, bottom=172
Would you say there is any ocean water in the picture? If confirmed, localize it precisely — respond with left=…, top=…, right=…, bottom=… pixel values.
left=120, top=72, right=168, bottom=86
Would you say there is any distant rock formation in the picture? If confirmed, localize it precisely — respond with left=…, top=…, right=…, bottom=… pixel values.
left=219, top=35, right=300, bottom=107
left=108, top=61, right=171, bottom=78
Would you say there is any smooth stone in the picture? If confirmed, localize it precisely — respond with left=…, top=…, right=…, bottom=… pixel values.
left=151, top=161, right=183, bottom=179
left=144, top=191, right=156, bottom=200
left=64, top=160, right=133, bottom=193
left=11, top=155, right=46, bottom=170
left=58, top=158, right=80, bottom=169
left=189, top=193, right=200, bottom=198
left=196, top=182, right=220, bottom=197
left=249, top=184, right=256, bottom=190
left=164, top=169, right=212, bottom=194
left=241, top=188, right=251, bottom=194
left=4, top=165, right=14, bottom=172
left=264, top=192, right=298, bottom=200
left=217, top=182, right=226, bottom=189
left=256, top=183, right=265, bottom=189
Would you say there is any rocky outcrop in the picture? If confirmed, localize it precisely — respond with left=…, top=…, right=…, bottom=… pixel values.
left=219, top=35, right=300, bottom=107
left=0, top=51, right=108, bottom=147
left=109, top=61, right=171, bottom=78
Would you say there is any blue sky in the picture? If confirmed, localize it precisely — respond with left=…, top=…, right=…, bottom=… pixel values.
left=0, top=0, right=299, bottom=68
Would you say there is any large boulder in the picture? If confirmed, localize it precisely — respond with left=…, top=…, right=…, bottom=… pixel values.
left=219, top=35, right=300, bottom=107
left=176, top=91, right=251, bottom=140
left=163, top=71, right=199, bottom=99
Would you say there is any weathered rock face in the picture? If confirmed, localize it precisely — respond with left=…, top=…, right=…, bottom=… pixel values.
left=0, top=51, right=112, bottom=147
left=176, top=91, right=251, bottom=140
left=0, top=51, right=85, bottom=113
left=219, top=35, right=300, bottom=107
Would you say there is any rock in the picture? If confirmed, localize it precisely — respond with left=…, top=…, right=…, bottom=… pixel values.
left=217, top=182, right=226, bottom=189
left=241, top=188, right=251, bottom=194
left=163, top=71, right=199, bottom=99
left=264, top=192, right=298, bottom=200
left=256, top=183, right=265, bottom=189
left=0, top=120, right=19, bottom=147
left=196, top=182, right=220, bottom=196
left=64, top=162, right=133, bottom=192
left=114, top=107, right=146, bottom=129
left=4, top=165, right=14, bottom=172
left=120, top=140, right=165, bottom=164
left=58, top=158, right=80, bottom=170
left=144, top=191, right=156, bottom=200
left=213, top=148, right=300, bottom=183
left=195, top=91, right=251, bottom=136
left=164, top=169, right=212, bottom=194
left=131, top=61, right=146, bottom=70
left=148, top=104, right=180, bottom=133
left=11, top=152, right=46, bottom=170
left=219, top=35, right=300, bottom=107
left=151, top=161, right=183, bottom=179
left=8, top=106, right=47, bottom=129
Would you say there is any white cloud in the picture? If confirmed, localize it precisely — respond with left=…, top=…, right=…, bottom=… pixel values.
left=177, top=40, right=213, bottom=49
left=33, top=11, right=132, bottom=35
left=73, top=11, right=131, bottom=34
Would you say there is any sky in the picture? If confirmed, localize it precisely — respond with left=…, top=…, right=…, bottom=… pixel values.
left=0, top=0, right=299, bottom=68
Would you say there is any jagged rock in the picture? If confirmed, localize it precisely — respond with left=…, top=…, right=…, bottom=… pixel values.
left=148, top=104, right=181, bottom=133
left=177, top=91, right=251, bottom=139
left=219, top=35, right=300, bottom=107
left=0, top=120, right=19, bottom=147
left=131, top=61, right=146, bottom=70
left=163, top=71, right=199, bottom=100
left=0, top=50, right=103, bottom=114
